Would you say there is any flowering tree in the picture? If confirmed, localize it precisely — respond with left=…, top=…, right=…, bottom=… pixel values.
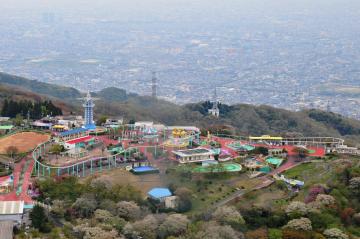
left=123, top=215, right=159, bottom=239
left=212, top=205, right=245, bottom=226
left=305, top=185, right=325, bottom=203
left=285, top=201, right=308, bottom=217
left=283, top=217, right=312, bottom=231
left=116, top=201, right=142, bottom=221
left=323, top=228, right=349, bottom=239
left=349, top=177, right=360, bottom=197
left=194, top=221, right=244, bottom=239
left=158, top=214, right=189, bottom=238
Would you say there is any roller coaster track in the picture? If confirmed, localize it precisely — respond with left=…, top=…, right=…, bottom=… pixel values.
left=31, top=131, right=201, bottom=178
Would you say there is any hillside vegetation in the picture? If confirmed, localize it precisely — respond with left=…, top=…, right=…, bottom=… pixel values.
left=2, top=72, right=360, bottom=144
left=0, top=72, right=81, bottom=99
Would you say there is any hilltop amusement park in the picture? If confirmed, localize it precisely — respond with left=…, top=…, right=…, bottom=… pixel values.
left=0, top=91, right=359, bottom=232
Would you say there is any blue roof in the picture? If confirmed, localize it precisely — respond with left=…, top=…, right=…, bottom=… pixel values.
left=59, top=128, right=88, bottom=137
left=148, top=188, right=172, bottom=199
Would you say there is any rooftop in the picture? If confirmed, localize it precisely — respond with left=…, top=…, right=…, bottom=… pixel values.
left=0, top=201, right=24, bottom=215
left=66, top=135, right=93, bottom=145
left=148, top=188, right=172, bottom=199
left=59, top=128, right=88, bottom=137
left=173, top=148, right=213, bottom=157
left=0, top=125, right=13, bottom=130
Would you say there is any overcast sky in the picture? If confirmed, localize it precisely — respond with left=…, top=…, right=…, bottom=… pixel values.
left=1, top=0, right=359, bottom=17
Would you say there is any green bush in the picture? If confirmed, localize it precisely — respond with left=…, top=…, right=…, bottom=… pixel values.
left=268, top=228, right=282, bottom=239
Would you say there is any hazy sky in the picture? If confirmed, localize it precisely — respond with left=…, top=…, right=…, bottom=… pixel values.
left=1, top=0, right=359, bottom=18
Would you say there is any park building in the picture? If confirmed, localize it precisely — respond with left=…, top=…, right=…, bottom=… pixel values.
left=0, top=125, right=13, bottom=135
left=56, top=128, right=89, bottom=142
left=63, top=135, right=95, bottom=150
left=208, top=101, right=220, bottom=117
left=0, top=201, right=24, bottom=224
left=172, top=148, right=215, bottom=164
left=103, top=118, right=124, bottom=128
left=249, top=135, right=283, bottom=145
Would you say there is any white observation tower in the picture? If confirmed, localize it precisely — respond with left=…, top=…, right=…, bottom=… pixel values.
left=83, top=91, right=96, bottom=130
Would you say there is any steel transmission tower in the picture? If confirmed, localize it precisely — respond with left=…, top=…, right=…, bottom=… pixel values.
left=152, top=72, right=157, bottom=98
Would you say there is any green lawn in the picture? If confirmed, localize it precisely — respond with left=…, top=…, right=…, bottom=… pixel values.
left=283, top=162, right=317, bottom=179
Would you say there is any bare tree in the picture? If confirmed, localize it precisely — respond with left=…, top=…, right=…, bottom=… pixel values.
left=6, top=146, right=19, bottom=159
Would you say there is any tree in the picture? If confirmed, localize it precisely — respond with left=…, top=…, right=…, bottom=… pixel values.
left=97, top=115, right=108, bottom=126
left=72, top=196, right=97, bottom=217
left=283, top=217, right=312, bottom=231
left=116, top=201, right=142, bottom=221
left=282, top=229, right=312, bottom=239
left=50, top=144, right=63, bottom=159
left=14, top=113, right=24, bottom=126
left=250, top=147, right=269, bottom=156
left=348, top=177, right=360, bottom=197
left=245, top=228, right=268, bottom=239
left=194, top=221, right=244, bottom=239
left=123, top=215, right=159, bottom=239
left=314, top=194, right=335, bottom=207
left=30, top=205, right=52, bottom=233
left=74, top=225, right=121, bottom=239
left=285, top=201, right=308, bottom=217
left=323, top=228, right=349, bottom=239
left=51, top=200, right=66, bottom=217
left=292, top=147, right=308, bottom=159
left=175, top=187, right=192, bottom=212
left=305, top=185, right=325, bottom=203
left=212, top=205, right=245, bottom=227
left=340, top=208, right=355, bottom=225
left=308, top=211, right=340, bottom=231
left=158, top=214, right=189, bottom=239
left=94, top=209, right=114, bottom=223
left=6, top=146, right=19, bottom=159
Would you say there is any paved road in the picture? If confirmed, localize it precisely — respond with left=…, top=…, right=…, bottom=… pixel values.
left=0, top=155, right=34, bottom=203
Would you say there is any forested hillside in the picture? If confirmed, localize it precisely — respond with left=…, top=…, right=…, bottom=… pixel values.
left=0, top=72, right=81, bottom=99
left=2, top=72, right=360, bottom=144
left=0, top=84, right=75, bottom=115
left=1, top=99, right=62, bottom=119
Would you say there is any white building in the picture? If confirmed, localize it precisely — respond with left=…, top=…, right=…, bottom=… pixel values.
left=0, top=201, right=24, bottom=224
left=208, top=102, right=220, bottom=117
left=172, top=148, right=215, bottom=163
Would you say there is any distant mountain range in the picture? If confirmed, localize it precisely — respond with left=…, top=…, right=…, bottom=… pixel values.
left=1, top=72, right=360, bottom=145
